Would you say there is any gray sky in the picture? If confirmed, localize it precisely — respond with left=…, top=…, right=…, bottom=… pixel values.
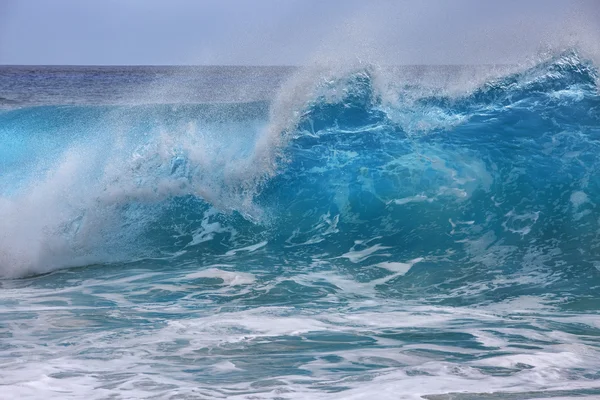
left=0, top=0, right=598, bottom=65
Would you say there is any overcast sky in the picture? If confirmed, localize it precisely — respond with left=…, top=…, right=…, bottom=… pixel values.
left=0, top=0, right=598, bottom=65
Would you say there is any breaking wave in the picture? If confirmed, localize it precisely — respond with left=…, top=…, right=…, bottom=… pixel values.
left=1, top=50, right=599, bottom=308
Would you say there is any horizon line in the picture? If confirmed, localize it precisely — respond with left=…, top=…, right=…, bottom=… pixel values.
left=0, top=63, right=517, bottom=68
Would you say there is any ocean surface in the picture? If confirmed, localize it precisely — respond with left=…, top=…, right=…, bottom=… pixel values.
left=1, top=52, right=600, bottom=399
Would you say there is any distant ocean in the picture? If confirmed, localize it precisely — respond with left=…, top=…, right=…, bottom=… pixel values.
left=1, top=52, right=600, bottom=399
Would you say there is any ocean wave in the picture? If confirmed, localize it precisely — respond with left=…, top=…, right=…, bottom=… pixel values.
left=0, top=51, right=599, bottom=291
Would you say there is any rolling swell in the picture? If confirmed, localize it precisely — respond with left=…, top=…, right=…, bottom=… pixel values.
left=0, top=52, right=599, bottom=311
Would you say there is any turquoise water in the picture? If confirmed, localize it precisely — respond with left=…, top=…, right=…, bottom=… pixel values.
left=1, top=53, right=600, bottom=399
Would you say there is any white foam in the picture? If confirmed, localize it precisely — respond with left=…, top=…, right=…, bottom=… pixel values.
left=340, top=242, right=390, bottom=263
left=375, top=261, right=417, bottom=274
left=502, top=209, right=540, bottom=236
left=390, top=194, right=433, bottom=205
left=3, top=292, right=600, bottom=400
left=185, top=268, right=256, bottom=286
left=210, top=360, right=242, bottom=373
left=187, top=208, right=229, bottom=247
left=225, top=240, right=268, bottom=256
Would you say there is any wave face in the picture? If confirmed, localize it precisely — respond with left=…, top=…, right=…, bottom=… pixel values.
left=2, top=53, right=600, bottom=399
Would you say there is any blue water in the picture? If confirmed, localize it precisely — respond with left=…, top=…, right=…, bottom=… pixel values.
left=1, top=52, right=600, bottom=399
